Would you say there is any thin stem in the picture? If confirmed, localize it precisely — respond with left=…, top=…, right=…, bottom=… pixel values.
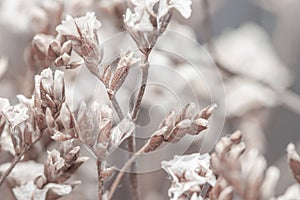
left=202, top=0, right=215, bottom=55
left=0, top=154, right=22, bottom=186
left=131, top=56, right=150, bottom=121
left=108, top=147, right=145, bottom=200
left=127, top=135, right=138, bottom=200
left=127, top=55, right=150, bottom=200
left=94, top=72, right=125, bottom=120
left=202, top=0, right=300, bottom=116
left=97, top=159, right=103, bottom=200
left=109, top=95, right=124, bottom=120
left=0, top=134, right=43, bottom=186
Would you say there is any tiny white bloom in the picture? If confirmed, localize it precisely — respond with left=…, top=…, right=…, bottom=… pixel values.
left=56, top=12, right=101, bottom=41
left=162, top=153, right=216, bottom=199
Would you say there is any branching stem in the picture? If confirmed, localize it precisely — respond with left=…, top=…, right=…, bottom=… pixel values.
left=0, top=134, right=44, bottom=186
left=128, top=54, right=150, bottom=200
left=108, top=147, right=145, bottom=200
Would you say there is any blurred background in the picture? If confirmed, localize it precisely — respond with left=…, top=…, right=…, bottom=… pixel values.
left=0, top=0, right=299, bottom=199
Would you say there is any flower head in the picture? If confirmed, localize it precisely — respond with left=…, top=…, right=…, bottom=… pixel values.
left=124, top=0, right=192, bottom=54
left=56, top=12, right=101, bottom=41
left=56, top=12, right=103, bottom=76
left=162, top=153, right=216, bottom=200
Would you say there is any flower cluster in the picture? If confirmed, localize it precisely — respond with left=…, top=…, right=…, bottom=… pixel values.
left=124, top=0, right=192, bottom=54
left=0, top=141, right=88, bottom=200
left=162, top=153, right=216, bottom=200
left=144, top=103, right=216, bottom=153
left=0, top=68, right=67, bottom=156
left=77, top=101, right=135, bottom=160
left=56, top=12, right=103, bottom=76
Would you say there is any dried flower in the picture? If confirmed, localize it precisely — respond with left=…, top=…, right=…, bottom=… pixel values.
left=124, top=0, right=192, bottom=54
left=210, top=131, right=282, bottom=200
left=104, top=50, right=140, bottom=96
left=77, top=101, right=134, bottom=159
left=56, top=12, right=103, bottom=76
left=44, top=141, right=88, bottom=183
left=162, top=153, right=216, bottom=200
left=143, top=103, right=216, bottom=153
left=56, top=12, right=101, bottom=42
left=13, top=181, right=73, bottom=200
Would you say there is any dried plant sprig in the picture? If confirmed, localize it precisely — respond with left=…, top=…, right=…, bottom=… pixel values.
left=28, top=34, right=82, bottom=72
left=144, top=103, right=216, bottom=150
left=56, top=12, right=103, bottom=78
left=43, top=141, right=88, bottom=184
left=0, top=141, right=87, bottom=200
left=107, top=103, right=215, bottom=200
left=55, top=12, right=127, bottom=120
left=125, top=0, right=192, bottom=189
left=124, top=0, right=192, bottom=55
left=76, top=101, right=135, bottom=200
left=105, top=50, right=141, bottom=98
left=161, top=153, right=216, bottom=200
left=0, top=68, right=67, bottom=187
left=76, top=101, right=135, bottom=160
left=287, top=143, right=300, bottom=183
left=210, top=131, right=281, bottom=200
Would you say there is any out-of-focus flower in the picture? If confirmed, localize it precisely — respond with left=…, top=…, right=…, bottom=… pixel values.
left=0, top=57, right=8, bottom=79
left=13, top=181, right=73, bottom=200
left=210, top=131, right=281, bottom=200
left=215, top=23, right=291, bottom=89
left=287, top=143, right=300, bottom=183
left=225, top=77, right=277, bottom=117
left=162, top=153, right=216, bottom=200
left=275, top=184, right=300, bottom=200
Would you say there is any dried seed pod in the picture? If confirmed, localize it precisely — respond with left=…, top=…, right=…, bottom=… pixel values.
left=175, top=103, right=196, bottom=123
left=60, top=40, right=72, bottom=55
left=101, top=64, right=112, bottom=87
left=144, top=134, right=164, bottom=153
left=109, top=64, right=130, bottom=92
left=166, top=119, right=192, bottom=143
left=48, top=40, right=61, bottom=59
left=159, top=111, right=176, bottom=134
left=55, top=53, right=71, bottom=67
